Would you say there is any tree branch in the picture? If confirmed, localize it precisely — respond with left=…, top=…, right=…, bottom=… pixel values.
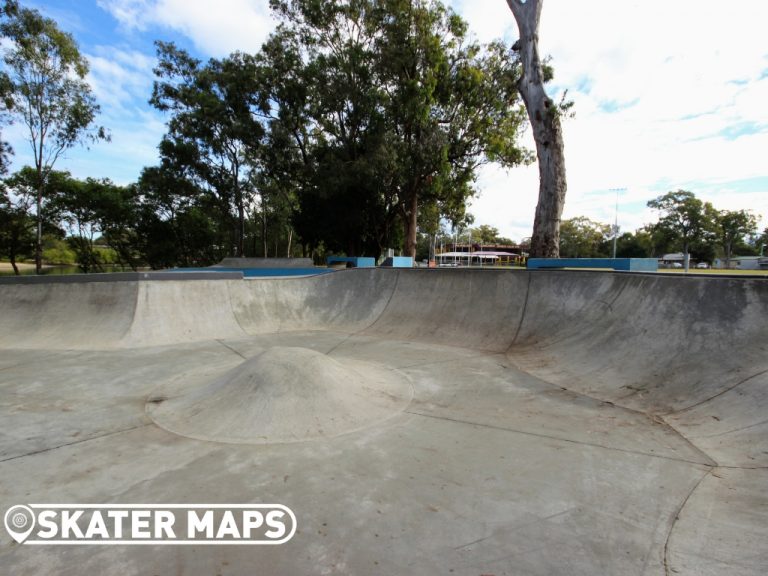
left=505, top=0, right=525, bottom=21
left=506, top=0, right=542, bottom=35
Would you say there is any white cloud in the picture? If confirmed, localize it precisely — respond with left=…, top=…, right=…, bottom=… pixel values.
left=81, top=45, right=168, bottom=183
left=15, top=0, right=764, bottom=235
left=5, top=41, right=166, bottom=184
left=452, top=0, right=768, bottom=237
left=86, top=46, right=156, bottom=109
left=96, top=0, right=153, bottom=30
left=97, top=0, right=275, bottom=56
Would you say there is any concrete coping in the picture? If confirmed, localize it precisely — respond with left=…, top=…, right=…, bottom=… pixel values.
left=0, top=271, right=245, bottom=285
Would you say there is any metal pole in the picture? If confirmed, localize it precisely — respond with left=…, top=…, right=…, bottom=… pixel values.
left=610, top=187, right=625, bottom=259
left=468, top=232, right=472, bottom=267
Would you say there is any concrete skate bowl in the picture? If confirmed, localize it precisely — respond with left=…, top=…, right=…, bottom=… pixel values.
left=0, top=268, right=766, bottom=575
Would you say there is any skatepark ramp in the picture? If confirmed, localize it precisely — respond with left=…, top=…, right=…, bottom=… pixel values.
left=0, top=268, right=765, bottom=575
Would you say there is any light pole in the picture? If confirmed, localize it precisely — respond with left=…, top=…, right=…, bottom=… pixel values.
left=609, top=188, right=626, bottom=258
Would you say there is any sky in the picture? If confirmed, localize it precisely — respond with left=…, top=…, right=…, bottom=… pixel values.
left=4, top=0, right=768, bottom=243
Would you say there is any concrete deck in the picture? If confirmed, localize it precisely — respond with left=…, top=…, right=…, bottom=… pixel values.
left=0, top=269, right=766, bottom=575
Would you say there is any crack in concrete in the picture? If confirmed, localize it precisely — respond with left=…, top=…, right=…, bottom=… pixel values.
left=501, top=357, right=719, bottom=468
left=663, top=468, right=712, bottom=576
left=687, top=417, right=768, bottom=440
left=452, top=507, right=575, bottom=551
left=510, top=272, right=532, bottom=348
left=0, top=422, right=151, bottom=464
left=405, top=410, right=714, bottom=467
left=215, top=339, right=248, bottom=360
left=324, top=272, right=401, bottom=358
left=663, top=367, right=768, bottom=416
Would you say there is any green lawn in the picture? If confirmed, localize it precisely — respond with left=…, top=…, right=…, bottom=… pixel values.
left=656, top=268, right=768, bottom=276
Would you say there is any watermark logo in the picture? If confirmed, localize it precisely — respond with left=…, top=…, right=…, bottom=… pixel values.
left=3, top=504, right=296, bottom=545
left=5, top=505, right=36, bottom=544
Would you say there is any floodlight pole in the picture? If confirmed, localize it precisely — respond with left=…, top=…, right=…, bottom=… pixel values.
left=610, top=188, right=625, bottom=258
left=468, top=232, right=472, bottom=267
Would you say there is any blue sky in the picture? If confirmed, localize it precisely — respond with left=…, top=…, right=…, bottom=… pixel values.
left=4, top=0, right=768, bottom=242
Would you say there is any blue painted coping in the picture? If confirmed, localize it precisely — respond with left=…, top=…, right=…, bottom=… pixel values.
left=326, top=256, right=376, bottom=268
left=169, top=267, right=335, bottom=277
left=527, top=258, right=659, bottom=272
left=380, top=256, right=414, bottom=268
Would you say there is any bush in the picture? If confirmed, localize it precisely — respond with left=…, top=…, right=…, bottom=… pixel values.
left=42, top=238, right=76, bottom=265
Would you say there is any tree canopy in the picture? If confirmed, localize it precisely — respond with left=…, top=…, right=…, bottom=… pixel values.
left=715, top=209, right=757, bottom=268
left=259, top=0, right=530, bottom=258
left=0, top=0, right=107, bottom=272
left=647, top=190, right=716, bottom=271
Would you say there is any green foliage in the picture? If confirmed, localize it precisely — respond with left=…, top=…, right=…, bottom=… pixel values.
left=3, top=167, right=141, bottom=272
left=44, top=172, right=104, bottom=272
left=647, top=190, right=717, bottom=263
left=715, top=209, right=758, bottom=265
left=0, top=166, right=66, bottom=271
left=42, top=236, right=75, bottom=265
left=0, top=1, right=107, bottom=271
left=614, top=230, right=652, bottom=258
left=133, top=165, right=223, bottom=268
left=756, top=227, right=768, bottom=255
left=0, top=178, right=32, bottom=270
left=263, top=0, right=529, bottom=257
left=559, top=216, right=611, bottom=258
left=1, top=3, right=107, bottom=167
left=150, top=43, right=267, bottom=258
left=468, top=225, right=502, bottom=244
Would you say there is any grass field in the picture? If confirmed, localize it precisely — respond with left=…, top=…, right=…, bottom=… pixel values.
left=656, top=268, right=768, bottom=276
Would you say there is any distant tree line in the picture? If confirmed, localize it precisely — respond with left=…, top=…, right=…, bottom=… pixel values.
left=557, top=190, right=765, bottom=268
left=1, top=2, right=763, bottom=275
left=1, top=0, right=538, bottom=273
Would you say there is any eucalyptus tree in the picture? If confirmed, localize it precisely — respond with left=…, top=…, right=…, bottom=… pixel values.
left=1, top=1, right=108, bottom=273
left=134, top=164, right=222, bottom=268
left=47, top=174, right=105, bottom=273
left=254, top=30, right=326, bottom=257
left=264, top=1, right=396, bottom=257
left=48, top=176, right=141, bottom=271
left=372, top=3, right=530, bottom=257
left=0, top=172, right=35, bottom=274
left=506, top=0, right=570, bottom=258
left=268, top=0, right=529, bottom=258
left=151, top=43, right=267, bottom=257
left=1, top=166, right=71, bottom=272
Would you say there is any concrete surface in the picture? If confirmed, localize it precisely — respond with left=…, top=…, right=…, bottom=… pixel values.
left=0, top=268, right=766, bottom=575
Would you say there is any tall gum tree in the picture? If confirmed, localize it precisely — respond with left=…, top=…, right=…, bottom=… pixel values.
left=150, top=43, right=266, bottom=258
left=506, top=0, right=567, bottom=258
left=270, top=0, right=529, bottom=259
left=1, top=1, right=108, bottom=273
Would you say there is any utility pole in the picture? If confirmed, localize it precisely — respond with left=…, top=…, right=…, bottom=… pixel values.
left=609, top=188, right=626, bottom=258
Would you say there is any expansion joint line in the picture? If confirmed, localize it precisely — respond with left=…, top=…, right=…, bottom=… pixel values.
left=0, top=423, right=151, bottom=464
left=406, top=410, right=713, bottom=467
left=663, top=468, right=712, bottom=576
left=662, top=367, right=768, bottom=417
left=325, top=270, right=402, bottom=357
left=509, top=271, right=532, bottom=349
left=215, top=339, right=249, bottom=360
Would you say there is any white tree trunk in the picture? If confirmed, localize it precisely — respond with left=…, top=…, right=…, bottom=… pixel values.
left=507, top=0, right=567, bottom=258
